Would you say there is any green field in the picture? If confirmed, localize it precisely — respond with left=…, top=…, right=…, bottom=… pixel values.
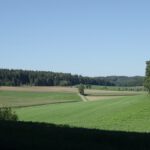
left=1, top=87, right=150, bottom=149
left=91, top=85, right=145, bottom=91
left=16, top=94, right=150, bottom=132
left=0, top=90, right=81, bottom=107
left=0, top=87, right=149, bottom=132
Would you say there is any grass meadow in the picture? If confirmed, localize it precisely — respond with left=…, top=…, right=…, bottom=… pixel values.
left=0, top=86, right=148, bottom=132
left=0, top=86, right=150, bottom=149
left=15, top=94, right=150, bottom=132
left=0, top=87, right=81, bottom=107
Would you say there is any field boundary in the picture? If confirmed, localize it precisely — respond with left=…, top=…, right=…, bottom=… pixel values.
left=11, top=100, right=80, bottom=108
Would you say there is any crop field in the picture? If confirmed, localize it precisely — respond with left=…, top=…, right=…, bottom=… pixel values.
left=0, top=86, right=149, bottom=132
left=0, top=86, right=150, bottom=150
left=0, top=87, right=81, bottom=107
left=0, top=86, right=141, bottom=106
left=76, top=85, right=145, bottom=91
left=85, top=89, right=141, bottom=101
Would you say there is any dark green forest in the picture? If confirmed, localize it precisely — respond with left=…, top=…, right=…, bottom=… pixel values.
left=0, top=69, right=144, bottom=86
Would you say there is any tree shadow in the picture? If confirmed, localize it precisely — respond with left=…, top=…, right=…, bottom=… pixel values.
left=0, top=121, right=150, bottom=150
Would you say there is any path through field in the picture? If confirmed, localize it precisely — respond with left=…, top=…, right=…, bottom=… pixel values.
left=0, top=86, right=143, bottom=107
left=78, top=94, right=88, bottom=102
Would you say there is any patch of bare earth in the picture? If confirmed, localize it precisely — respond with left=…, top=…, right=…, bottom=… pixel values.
left=85, top=89, right=140, bottom=96
left=85, top=95, right=124, bottom=101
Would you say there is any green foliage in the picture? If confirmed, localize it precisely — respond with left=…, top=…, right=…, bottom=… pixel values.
left=146, top=61, right=150, bottom=77
left=0, top=69, right=144, bottom=87
left=144, top=61, right=150, bottom=93
left=144, top=77, right=150, bottom=93
left=85, top=84, right=91, bottom=89
left=78, top=84, right=85, bottom=95
left=0, top=107, right=18, bottom=121
left=0, top=69, right=114, bottom=86
left=105, top=76, right=144, bottom=86
left=59, top=80, right=71, bottom=86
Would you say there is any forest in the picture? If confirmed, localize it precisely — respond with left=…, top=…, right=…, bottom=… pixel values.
left=0, top=69, right=144, bottom=87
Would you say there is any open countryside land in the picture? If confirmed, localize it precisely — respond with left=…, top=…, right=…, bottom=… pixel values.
left=0, top=66, right=149, bottom=150
left=0, top=86, right=148, bottom=132
left=1, top=0, right=150, bottom=149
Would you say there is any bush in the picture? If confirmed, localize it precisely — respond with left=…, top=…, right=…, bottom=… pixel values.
left=0, top=107, right=18, bottom=121
left=85, top=84, right=91, bottom=89
left=59, top=80, right=71, bottom=86
left=78, top=84, right=85, bottom=95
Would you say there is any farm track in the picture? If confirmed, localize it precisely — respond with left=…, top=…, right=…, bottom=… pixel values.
left=78, top=94, right=88, bottom=102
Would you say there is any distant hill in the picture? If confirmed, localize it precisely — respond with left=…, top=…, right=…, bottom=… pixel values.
left=105, top=76, right=144, bottom=86
left=0, top=69, right=144, bottom=87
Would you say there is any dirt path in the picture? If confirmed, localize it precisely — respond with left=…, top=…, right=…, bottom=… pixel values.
left=78, top=94, right=88, bottom=102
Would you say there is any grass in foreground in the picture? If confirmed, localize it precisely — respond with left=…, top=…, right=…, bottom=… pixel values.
left=0, top=91, right=81, bottom=107
left=16, top=94, right=150, bottom=132
left=1, top=121, right=150, bottom=150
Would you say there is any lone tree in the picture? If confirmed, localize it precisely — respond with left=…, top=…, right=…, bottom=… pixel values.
left=144, top=61, right=150, bottom=94
left=78, top=84, right=85, bottom=95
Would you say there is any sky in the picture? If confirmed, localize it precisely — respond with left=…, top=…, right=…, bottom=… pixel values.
left=0, top=0, right=150, bottom=76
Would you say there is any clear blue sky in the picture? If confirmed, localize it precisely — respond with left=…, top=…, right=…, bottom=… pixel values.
left=0, top=0, right=150, bottom=76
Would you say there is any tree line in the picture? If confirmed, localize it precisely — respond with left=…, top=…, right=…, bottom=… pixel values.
left=0, top=69, right=144, bottom=87
left=144, top=61, right=150, bottom=93
left=0, top=69, right=114, bottom=86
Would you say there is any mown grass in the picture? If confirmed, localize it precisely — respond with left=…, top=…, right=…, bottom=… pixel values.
left=16, top=94, right=150, bottom=132
left=0, top=88, right=138, bottom=107
left=0, top=91, right=81, bottom=107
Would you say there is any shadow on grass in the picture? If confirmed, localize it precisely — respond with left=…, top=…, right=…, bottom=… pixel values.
left=0, top=121, right=150, bottom=150
left=9, top=100, right=79, bottom=108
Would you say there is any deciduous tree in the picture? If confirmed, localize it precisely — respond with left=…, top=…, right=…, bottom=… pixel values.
left=78, top=84, right=85, bottom=95
left=144, top=61, right=150, bottom=94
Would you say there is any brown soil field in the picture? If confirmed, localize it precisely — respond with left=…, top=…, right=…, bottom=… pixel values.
left=0, top=86, right=77, bottom=93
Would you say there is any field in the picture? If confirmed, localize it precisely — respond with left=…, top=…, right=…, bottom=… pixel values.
left=0, top=86, right=140, bottom=107
left=15, top=94, right=150, bottom=132
left=0, top=86, right=81, bottom=107
left=90, top=85, right=145, bottom=91
left=0, top=86, right=150, bottom=149
left=0, top=86, right=148, bottom=132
